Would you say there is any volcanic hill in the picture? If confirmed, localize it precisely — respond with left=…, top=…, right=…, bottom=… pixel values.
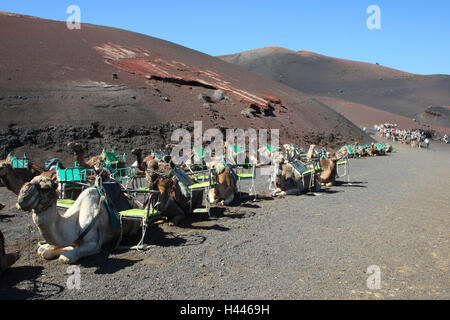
left=219, top=47, right=450, bottom=133
left=0, top=13, right=370, bottom=165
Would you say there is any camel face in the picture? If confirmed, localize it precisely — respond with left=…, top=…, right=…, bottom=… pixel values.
left=131, top=148, right=142, bottom=157
left=18, top=176, right=58, bottom=213
left=68, top=142, right=84, bottom=153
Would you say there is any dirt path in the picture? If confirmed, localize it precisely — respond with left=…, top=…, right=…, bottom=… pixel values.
left=0, top=139, right=449, bottom=299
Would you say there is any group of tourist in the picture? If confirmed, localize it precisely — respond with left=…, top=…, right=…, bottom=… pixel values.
left=374, top=124, right=431, bottom=149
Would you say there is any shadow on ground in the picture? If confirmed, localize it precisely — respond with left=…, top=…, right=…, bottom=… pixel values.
left=0, top=265, right=64, bottom=300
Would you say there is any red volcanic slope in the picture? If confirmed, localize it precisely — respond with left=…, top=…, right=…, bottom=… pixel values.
left=0, top=12, right=370, bottom=150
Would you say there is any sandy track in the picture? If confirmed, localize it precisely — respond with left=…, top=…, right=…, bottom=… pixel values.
left=0, top=138, right=449, bottom=300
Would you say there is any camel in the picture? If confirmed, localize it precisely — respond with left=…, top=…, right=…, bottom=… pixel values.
left=336, top=146, right=349, bottom=159
left=369, top=143, right=379, bottom=156
left=208, top=163, right=238, bottom=205
left=271, top=154, right=321, bottom=196
left=67, top=142, right=105, bottom=169
left=282, top=144, right=304, bottom=162
left=145, top=159, right=203, bottom=226
left=18, top=175, right=141, bottom=264
left=0, top=153, right=45, bottom=195
left=65, top=142, right=110, bottom=195
left=131, top=148, right=155, bottom=173
left=319, top=153, right=340, bottom=187
left=306, top=145, right=317, bottom=160
left=358, top=145, right=369, bottom=157
left=1, top=229, right=20, bottom=274
left=145, top=159, right=184, bottom=226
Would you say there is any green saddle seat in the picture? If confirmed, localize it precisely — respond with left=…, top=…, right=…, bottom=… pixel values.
left=57, top=199, right=75, bottom=209
left=119, top=208, right=160, bottom=218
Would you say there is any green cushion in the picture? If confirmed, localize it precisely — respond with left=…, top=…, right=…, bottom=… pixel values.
left=237, top=173, right=254, bottom=179
left=337, top=160, right=348, bottom=165
left=306, top=163, right=322, bottom=172
left=119, top=208, right=160, bottom=218
left=57, top=199, right=75, bottom=208
left=188, top=182, right=211, bottom=189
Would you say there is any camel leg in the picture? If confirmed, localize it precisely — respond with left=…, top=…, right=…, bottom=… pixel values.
left=271, top=188, right=283, bottom=197
left=163, top=199, right=185, bottom=226
left=285, top=188, right=300, bottom=195
left=208, top=189, right=217, bottom=204
left=221, top=189, right=235, bottom=206
left=59, top=242, right=100, bottom=264
left=167, top=210, right=185, bottom=226
left=59, top=225, right=105, bottom=264
left=38, top=243, right=75, bottom=260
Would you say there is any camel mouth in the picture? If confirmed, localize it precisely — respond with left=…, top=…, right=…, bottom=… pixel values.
left=18, top=183, right=40, bottom=212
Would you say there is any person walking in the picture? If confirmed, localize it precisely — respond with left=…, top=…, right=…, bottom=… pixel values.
left=424, top=137, right=430, bottom=149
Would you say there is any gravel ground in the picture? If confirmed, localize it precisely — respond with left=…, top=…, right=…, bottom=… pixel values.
left=0, top=139, right=449, bottom=300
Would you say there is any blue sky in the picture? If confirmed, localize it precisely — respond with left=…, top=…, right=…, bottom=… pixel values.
left=1, top=0, right=449, bottom=75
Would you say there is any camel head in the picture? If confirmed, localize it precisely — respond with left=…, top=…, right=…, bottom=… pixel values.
left=131, top=148, right=142, bottom=158
left=131, top=148, right=142, bottom=168
left=67, top=142, right=84, bottom=154
left=67, top=142, right=87, bottom=165
left=144, top=159, right=173, bottom=189
left=18, top=176, right=58, bottom=212
left=327, top=152, right=338, bottom=162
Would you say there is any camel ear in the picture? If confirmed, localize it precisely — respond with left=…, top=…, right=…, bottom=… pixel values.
left=5, top=152, right=12, bottom=164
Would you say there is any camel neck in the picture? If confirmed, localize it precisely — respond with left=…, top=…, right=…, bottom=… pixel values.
left=32, top=205, right=73, bottom=247
left=0, top=171, right=24, bottom=195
